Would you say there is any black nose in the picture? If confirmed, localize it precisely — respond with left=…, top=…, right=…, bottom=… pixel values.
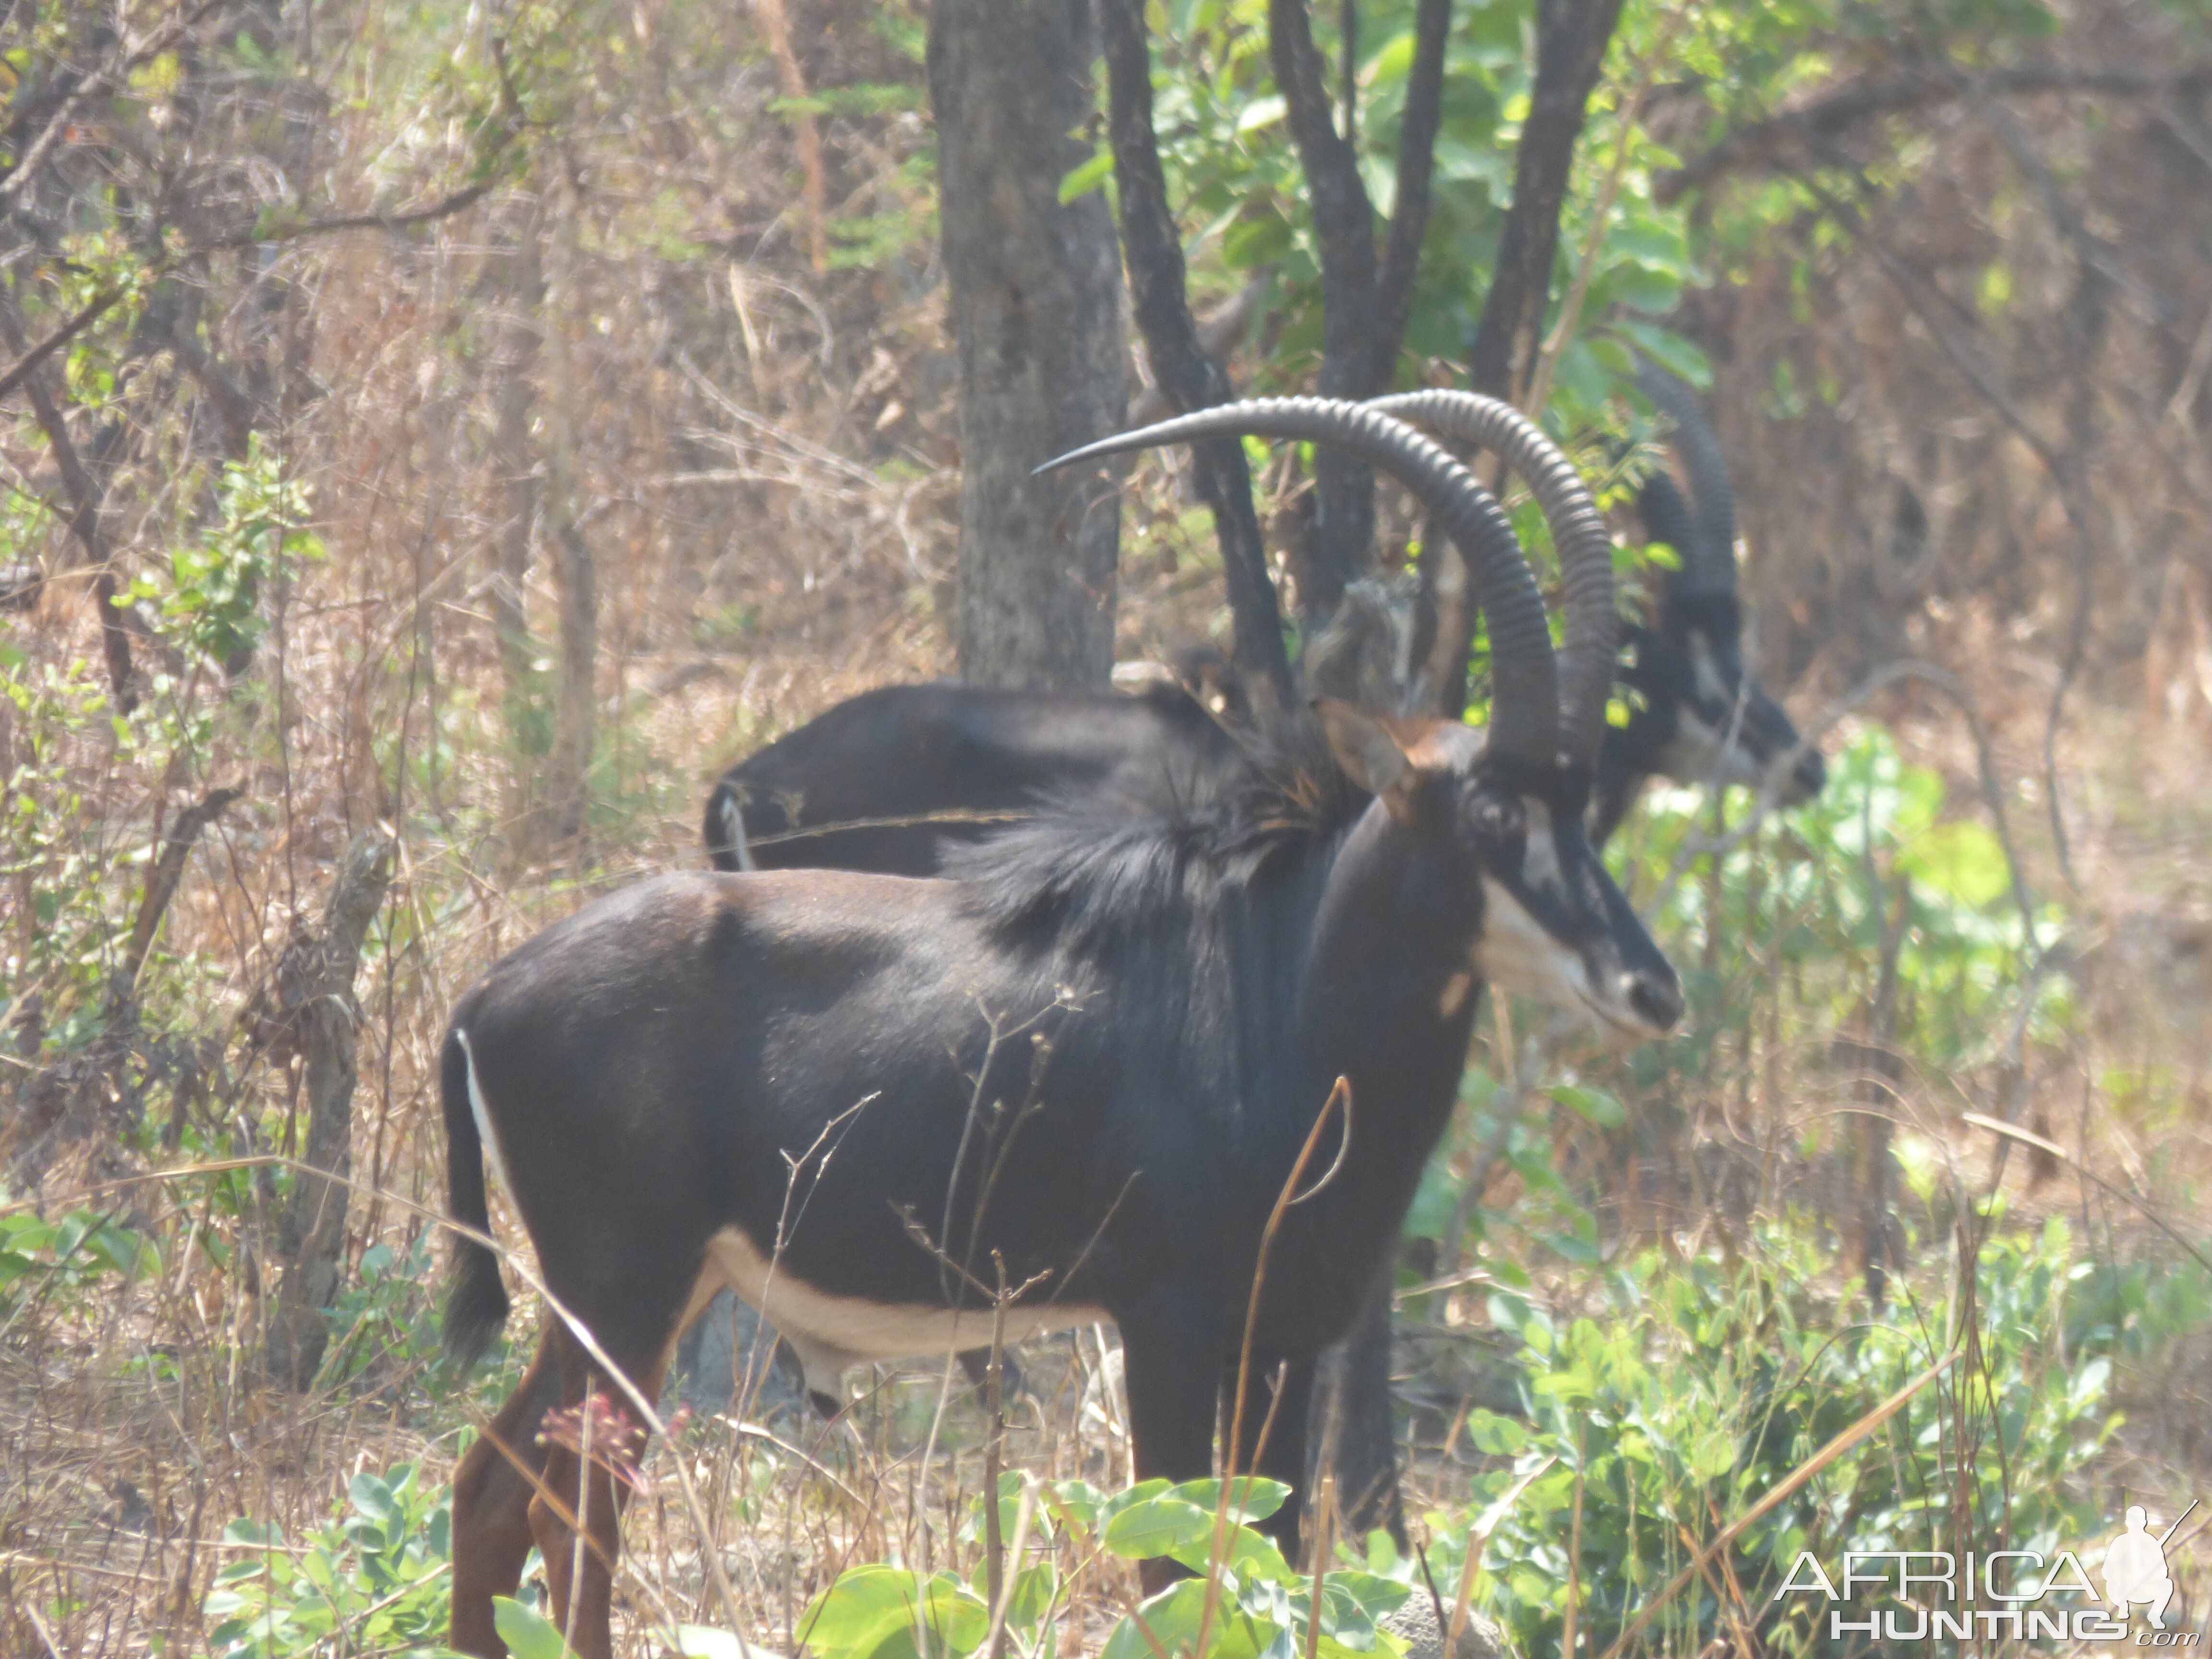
left=1792, top=746, right=1827, bottom=799
left=1623, top=969, right=1684, bottom=1032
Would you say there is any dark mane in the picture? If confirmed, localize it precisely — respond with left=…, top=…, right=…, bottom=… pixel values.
left=946, top=711, right=1370, bottom=952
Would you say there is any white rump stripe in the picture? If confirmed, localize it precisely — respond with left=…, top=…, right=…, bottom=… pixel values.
left=455, top=1029, right=515, bottom=1197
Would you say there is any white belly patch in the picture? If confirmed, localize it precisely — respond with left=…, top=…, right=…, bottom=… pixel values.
left=692, top=1226, right=1109, bottom=1400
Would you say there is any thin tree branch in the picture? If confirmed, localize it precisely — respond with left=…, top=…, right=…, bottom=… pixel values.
left=1375, top=0, right=1451, bottom=357
left=1978, top=106, right=2120, bottom=893
left=1467, top=0, right=1626, bottom=402
left=1266, top=0, right=1454, bottom=620
left=749, top=0, right=828, bottom=271
left=0, top=287, right=124, bottom=404
left=0, top=0, right=240, bottom=208
left=1102, top=0, right=1294, bottom=708
left=1272, top=0, right=1382, bottom=616
left=202, top=174, right=505, bottom=249
left=124, top=787, right=244, bottom=988
left=1524, top=7, right=1683, bottom=421
left=1795, top=157, right=2095, bottom=885
left=1656, top=61, right=2212, bottom=204
left=0, top=296, right=137, bottom=709
left=1437, top=0, right=1625, bottom=715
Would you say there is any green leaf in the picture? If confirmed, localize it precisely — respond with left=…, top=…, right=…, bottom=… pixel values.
left=493, top=1598, right=582, bottom=1659
left=799, top=1564, right=989, bottom=1659
left=1058, top=149, right=1113, bottom=205
left=1171, top=1477, right=1290, bottom=1524
left=1550, top=1084, right=1625, bottom=1129
left=1174, top=1523, right=1298, bottom=1583
left=1897, top=819, right=2010, bottom=909
left=1236, top=94, right=1287, bottom=132
left=349, top=1472, right=396, bottom=1524
left=1102, top=1491, right=1216, bottom=1559
left=1103, top=1579, right=1272, bottom=1659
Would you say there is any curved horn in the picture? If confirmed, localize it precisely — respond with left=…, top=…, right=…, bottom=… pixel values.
left=1365, top=391, right=1616, bottom=769
left=1042, top=398, right=1559, bottom=765
left=1634, top=360, right=1737, bottom=598
left=1633, top=468, right=1703, bottom=592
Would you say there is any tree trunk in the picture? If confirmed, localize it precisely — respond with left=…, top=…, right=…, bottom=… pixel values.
left=1266, top=0, right=1451, bottom=625
left=929, top=0, right=1126, bottom=690
left=0, top=294, right=140, bottom=711
left=532, top=168, right=597, bottom=847
left=487, top=200, right=544, bottom=757
left=1430, top=0, right=1627, bottom=715
left=1101, top=0, right=1293, bottom=709
left=1466, top=0, right=1626, bottom=405
left=264, top=830, right=397, bottom=1389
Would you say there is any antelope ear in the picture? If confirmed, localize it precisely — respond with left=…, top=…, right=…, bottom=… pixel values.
left=1316, top=699, right=1426, bottom=818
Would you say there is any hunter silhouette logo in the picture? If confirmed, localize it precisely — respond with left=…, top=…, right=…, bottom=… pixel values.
left=2108, top=1503, right=2197, bottom=1632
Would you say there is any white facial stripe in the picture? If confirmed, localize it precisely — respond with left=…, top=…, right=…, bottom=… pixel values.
left=1471, top=876, right=1592, bottom=1012
left=1472, top=878, right=1671, bottom=1042
left=699, top=1226, right=1108, bottom=1399
left=456, top=1028, right=515, bottom=1197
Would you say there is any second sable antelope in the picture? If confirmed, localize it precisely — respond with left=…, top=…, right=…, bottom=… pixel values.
left=441, top=400, right=1681, bottom=1659
left=701, top=378, right=1827, bottom=882
left=1599, top=361, right=1827, bottom=842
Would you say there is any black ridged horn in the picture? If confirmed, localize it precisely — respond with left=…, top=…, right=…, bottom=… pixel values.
left=1634, top=469, right=1703, bottom=589
left=1634, top=360, right=1737, bottom=598
left=1040, top=398, right=1559, bottom=765
left=1364, top=392, right=1617, bottom=769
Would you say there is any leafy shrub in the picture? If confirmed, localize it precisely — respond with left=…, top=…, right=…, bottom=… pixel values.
left=0, top=1208, right=158, bottom=1316
left=1424, top=1221, right=2128, bottom=1658
left=206, top=1465, right=460, bottom=1659
left=1620, top=725, right=2072, bottom=1072
left=799, top=1475, right=1410, bottom=1659
left=313, top=1229, right=446, bottom=1389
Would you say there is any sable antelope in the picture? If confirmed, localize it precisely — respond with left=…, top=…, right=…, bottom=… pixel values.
left=442, top=399, right=1681, bottom=1659
left=1597, top=362, right=1827, bottom=844
left=703, top=668, right=1240, bottom=876
left=687, top=383, right=1827, bottom=1538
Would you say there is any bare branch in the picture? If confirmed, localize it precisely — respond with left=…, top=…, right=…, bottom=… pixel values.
left=0, top=287, right=124, bottom=405
left=0, top=0, right=240, bottom=208
left=1271, top=0, right=1382, bottom=615
left=1467, top=0, right=1626, bottom=402
left=0, top=295, right=138, bottom=709
left=202, top=175, right=504, bottom=249
left=124, top=787, right=244, bottom=988
left=1375, top=0, right=1451, bottom=359
left=1656, top=61, right=2212, bottom=205
left=1440, top=0, right=1625, bottom=715
left=1795, top=157, right=2098, bottom=884
left=1102, top=0, right=1294, bottom=707
left=1264, top=0, right=1453, bottom=619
